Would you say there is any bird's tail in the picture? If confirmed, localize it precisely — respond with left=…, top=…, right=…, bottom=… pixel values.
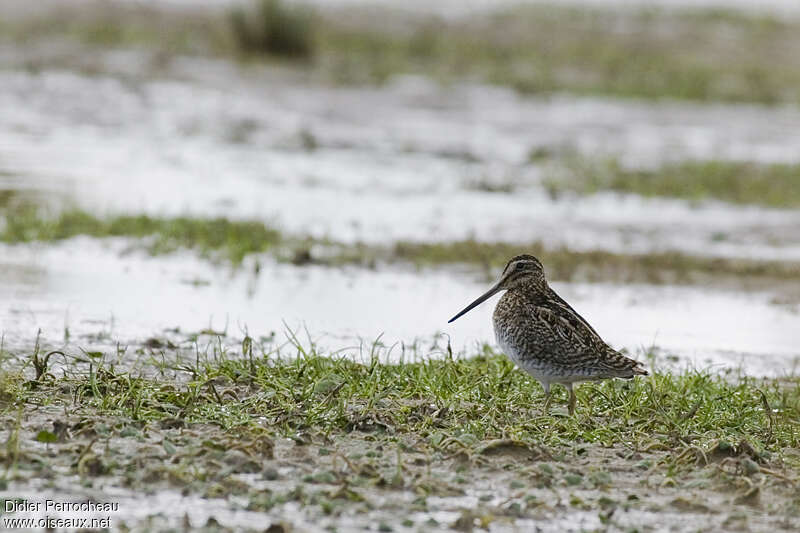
left=604, top=348, right=648, bottom=378
left=631, top=360, right=649, bottom=376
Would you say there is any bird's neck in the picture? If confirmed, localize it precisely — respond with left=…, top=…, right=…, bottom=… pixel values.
left=510, top=280, right=549, bottom=301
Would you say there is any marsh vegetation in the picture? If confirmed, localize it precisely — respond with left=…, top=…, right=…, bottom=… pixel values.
left=3, top=207, right=800, bottom=289
left=544, top=158, right=800, bottom=208
left=3, top=1, right=800, bottom=103
left=2, top=337, right=799, bottom=530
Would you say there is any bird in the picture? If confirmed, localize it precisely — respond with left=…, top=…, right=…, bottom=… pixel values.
left=448, top=254, right=647, bottom=415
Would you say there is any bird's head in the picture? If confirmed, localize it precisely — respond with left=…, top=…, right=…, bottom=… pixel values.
left=448, top=254, right=547, bottom=323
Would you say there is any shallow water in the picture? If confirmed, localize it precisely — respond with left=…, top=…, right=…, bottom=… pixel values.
left=2, top=12, right=800, bottom=372
left=2, top=66, right=800, bottom=260
left=2, top=240, right=797, bottom=376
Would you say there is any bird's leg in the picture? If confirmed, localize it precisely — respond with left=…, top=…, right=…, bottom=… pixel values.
left=566, top=383, right=576, bottom=416
left=541, top=382, right=551, bottom=414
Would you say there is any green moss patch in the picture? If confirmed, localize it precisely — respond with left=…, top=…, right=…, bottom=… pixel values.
left=1, top=209, right=281, bottom=264
left=546, top=158, right=800, bottom=208
left=2, top=208, right=798, bottom=286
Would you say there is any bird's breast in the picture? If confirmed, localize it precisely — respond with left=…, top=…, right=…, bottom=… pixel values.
left=492, top=292, right=532, bottom=364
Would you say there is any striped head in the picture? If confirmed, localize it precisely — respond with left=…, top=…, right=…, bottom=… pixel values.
left=498, top=254, right=546, bottom=291
left=448, top=254, right=547, bottom=323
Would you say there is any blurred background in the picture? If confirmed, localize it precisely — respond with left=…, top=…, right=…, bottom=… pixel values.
left=1, top=0, right=799, bottom=375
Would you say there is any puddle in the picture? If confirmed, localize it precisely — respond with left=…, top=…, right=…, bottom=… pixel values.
left=2, top=67, right=800, bottom=259
left=1, top=240, right=797, bottom=376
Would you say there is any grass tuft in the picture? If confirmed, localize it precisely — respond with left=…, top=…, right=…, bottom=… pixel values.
left=2, top=207, right=799, bottom=284
left=0, top=370, right=23, bottom=407
left=14, top=341, right=800, bottom=456
left=545, top=158, right=800, bottom=208
left=1, top=208, right=281, bottom=264
left=228, top=0, right=316, bottom=59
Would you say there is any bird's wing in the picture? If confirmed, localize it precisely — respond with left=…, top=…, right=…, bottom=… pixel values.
left=526, top=298, right=643, bottom=375
left=538, top=290, right=608, bottom=350
left=526, top=305, right=600, bottom=357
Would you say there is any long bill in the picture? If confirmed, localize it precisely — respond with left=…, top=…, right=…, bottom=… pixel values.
left=447, top=282, right=503, bottom=323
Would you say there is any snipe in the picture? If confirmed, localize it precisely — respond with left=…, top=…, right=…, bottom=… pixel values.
left=449, top=254, right=647, bottom=415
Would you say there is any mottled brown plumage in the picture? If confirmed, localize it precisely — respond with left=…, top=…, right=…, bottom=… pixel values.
left=449, top=254, right=647, bottom=415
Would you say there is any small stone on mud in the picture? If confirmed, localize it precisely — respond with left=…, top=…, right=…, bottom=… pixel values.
left=733, top=485, right=760, bottom=506
left=452, top=510, right=476, bottom=532
left=722, top=512, right=749, bottom=530
left=263, top=466, right=280, bottom=480
left=589, top=470, right=612, bottom=488
left=52, top=420, right=70, bottom=440
left=79, top=454, right=108, bottom=477
left=670, top=497, right=711, bottom=513
left=265, top=521, right=291, bottom=533
left=311, top=470, right=337, bottom=484
left=291, top=248, right=313, bottom=266
left=163, top=440, right=177, bottom=455
left=160, top=417, right=185, bottom=429
left=742, top=457, right=760, bottom=475
left=224, top=450, right=262, bottom=473
left=143, top=337, right=177, bottom=350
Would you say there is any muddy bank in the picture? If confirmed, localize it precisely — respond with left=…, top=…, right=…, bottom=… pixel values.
left=1, top=348, right=798, bottom=531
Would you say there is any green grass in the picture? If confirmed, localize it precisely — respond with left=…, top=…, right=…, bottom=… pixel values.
left=5, top=2, right=800, bottom=104
left=0, top=208, right=281, bottom=264
left=390, top=240, right=800, bottom=284
left=2, top=207, right=799, bottom=284
left=2, top=335, right=798, bottom=528
left=320, top=6, right=800, bottom=104
left=0, top=4, right=232, bottom=55
left=546, top=158, right=800, bottom=208
left=9, top=337, right=800, bottom=459
left=0, top=370, right=23, bottom=407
